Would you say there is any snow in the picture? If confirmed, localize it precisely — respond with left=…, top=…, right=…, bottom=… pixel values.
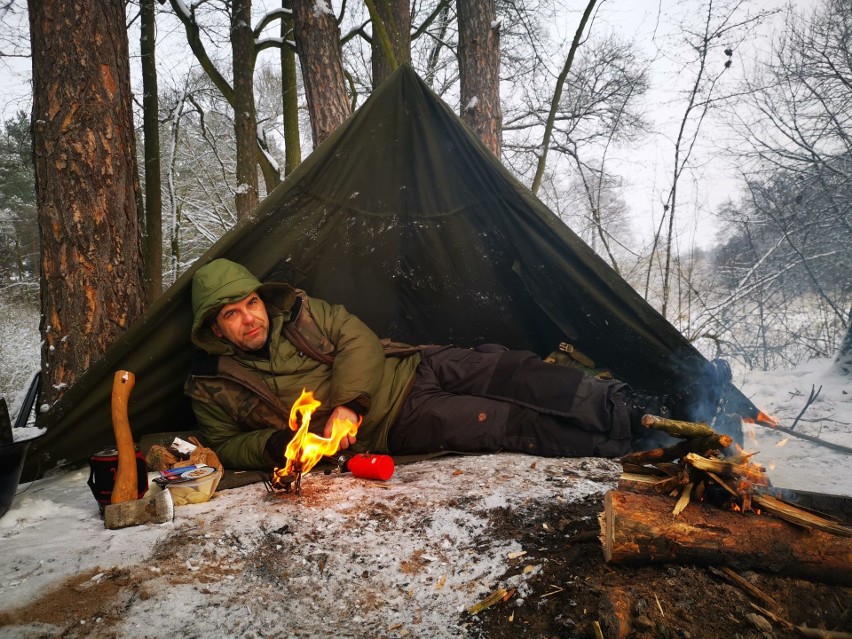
left=0, top=358, right=848, bottom=636
left=0, top=454, right=620, bottom=637
left=312, top=1, right=333, bottom=19
left=737, top=358, right=852, bottom=496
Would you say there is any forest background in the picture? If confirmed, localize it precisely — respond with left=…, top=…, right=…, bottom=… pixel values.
left=0, top=0, right=849, bottom=414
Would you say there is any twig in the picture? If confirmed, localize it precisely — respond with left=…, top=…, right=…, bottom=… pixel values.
left=789, top=385, right=822, bottom=430
left=796, top=627, right=852, bottom=639
left=748, top=602, right=793, bottom=630
left=708, top=566, right=780, bottom=611
left=752, top=421, right=852, bottom=456
left=655, top=592, right=665, bottom=617
left=540, top=585, right=564, bottom=598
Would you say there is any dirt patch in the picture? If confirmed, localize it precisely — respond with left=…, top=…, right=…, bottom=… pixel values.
left=466, top=495, right=852, bottom=639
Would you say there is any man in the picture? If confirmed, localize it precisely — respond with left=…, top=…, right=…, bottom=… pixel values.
left=185, top=259, right=680, bottom=470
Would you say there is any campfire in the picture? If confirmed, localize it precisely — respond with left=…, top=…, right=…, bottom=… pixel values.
left=602, top=412, right=852, bottom=585
left=268, top=389, right=361, bottom=495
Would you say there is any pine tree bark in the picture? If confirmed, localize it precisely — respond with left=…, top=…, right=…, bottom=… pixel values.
left=141, top=0, right=163, bottom=300
left=457, top=0, right=501, bottom=156
left=231, top=0, right=260, bottom=218
left=369, top=0, right=411, bottom=87
left=29, top=0, right=146, bottom=410
left=291, top=0, right=351, bottom=148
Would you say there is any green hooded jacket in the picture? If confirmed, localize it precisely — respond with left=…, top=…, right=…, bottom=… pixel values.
left=185, top=259, right=421, bottom=469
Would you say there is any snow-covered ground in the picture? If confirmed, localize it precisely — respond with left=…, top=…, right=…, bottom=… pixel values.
left=0, top=358, right=849, bottom=637
left=734, top=358, right=851, bottom=496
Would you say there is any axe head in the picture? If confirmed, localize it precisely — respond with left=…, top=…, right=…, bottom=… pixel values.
left=103, top=489, right=174, bottom=530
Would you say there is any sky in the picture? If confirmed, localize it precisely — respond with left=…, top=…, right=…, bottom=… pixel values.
left=1, top=354, right=849, bottom=636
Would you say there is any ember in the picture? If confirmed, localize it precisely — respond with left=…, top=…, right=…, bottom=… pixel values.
left=742, top=410, right=779, bottom=427
left=269, top=389, right=361, bottom=494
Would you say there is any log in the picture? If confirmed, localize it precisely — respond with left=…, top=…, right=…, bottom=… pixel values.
left=600, top=490, right=852, bottom=585
left=641, top=415, right=717, bottom=439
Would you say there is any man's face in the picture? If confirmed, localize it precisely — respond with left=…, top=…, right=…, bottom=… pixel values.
left=211, top=292, right=269, bottom=351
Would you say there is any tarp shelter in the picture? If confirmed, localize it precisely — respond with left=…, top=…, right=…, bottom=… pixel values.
left=25, top=65, right=755, bottom=479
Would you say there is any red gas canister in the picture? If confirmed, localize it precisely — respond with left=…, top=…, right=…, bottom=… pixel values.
left=346, top=453, right=394, bottom=481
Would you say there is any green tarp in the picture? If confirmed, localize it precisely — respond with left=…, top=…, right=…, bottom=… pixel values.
left=25, top=65, right=754, bottom=479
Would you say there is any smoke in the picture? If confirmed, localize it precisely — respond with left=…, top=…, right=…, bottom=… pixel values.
left=630, top=356, right=744, bottom=453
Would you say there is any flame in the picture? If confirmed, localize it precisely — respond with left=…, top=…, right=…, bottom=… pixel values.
left=279, top=389, right=361, bottom=478
left=775, top=438, right=789, bottom=448
left=742, top=410, right=778, bottom=427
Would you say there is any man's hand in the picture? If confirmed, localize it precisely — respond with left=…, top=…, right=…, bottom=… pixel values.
left=324, top=405, right=359, bottom=452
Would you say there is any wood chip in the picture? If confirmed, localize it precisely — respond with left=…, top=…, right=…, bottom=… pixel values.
left=467, top=587, right=515, bottom=615
left=672, top=482, right=693, bottom=517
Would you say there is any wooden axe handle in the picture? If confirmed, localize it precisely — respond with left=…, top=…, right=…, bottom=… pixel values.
left=110, top=370, right=138, bottom=504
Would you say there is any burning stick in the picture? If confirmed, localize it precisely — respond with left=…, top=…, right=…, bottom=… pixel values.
left=641, top=415, right=717, bottom=439
left=621, top=434, right=733, bottom=466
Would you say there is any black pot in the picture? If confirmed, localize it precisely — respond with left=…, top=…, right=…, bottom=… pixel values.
left=0, top=434, right=43, bottom=518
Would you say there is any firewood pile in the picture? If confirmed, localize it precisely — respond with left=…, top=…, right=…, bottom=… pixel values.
left=600, top=414, right=852, bottom=586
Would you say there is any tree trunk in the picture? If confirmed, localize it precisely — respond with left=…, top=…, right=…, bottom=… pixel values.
left=280, top=0, right=301, bottom=176
left=231, top=0, right=259, bottom=218
left=168, top=0, right=280, bottom=199
left=601, top=490, right=852, bottom=585
left=29, top=0, right=146, bottom=410
left=141, top=0, right=163, bottom=301
left=835, top=307, right=852, bottom=375
left=291, top=0, right=351, bottom=148
left=457, top=0, right=501, bottom=156
left=369, top=0, right=411, bottom=87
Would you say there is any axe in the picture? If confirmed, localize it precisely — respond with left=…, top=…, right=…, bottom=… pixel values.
left=103, top=370, right=174, bottom=530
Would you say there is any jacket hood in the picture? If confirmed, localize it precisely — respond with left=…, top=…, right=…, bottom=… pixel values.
left=191, top=258, right=297, bottom=355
